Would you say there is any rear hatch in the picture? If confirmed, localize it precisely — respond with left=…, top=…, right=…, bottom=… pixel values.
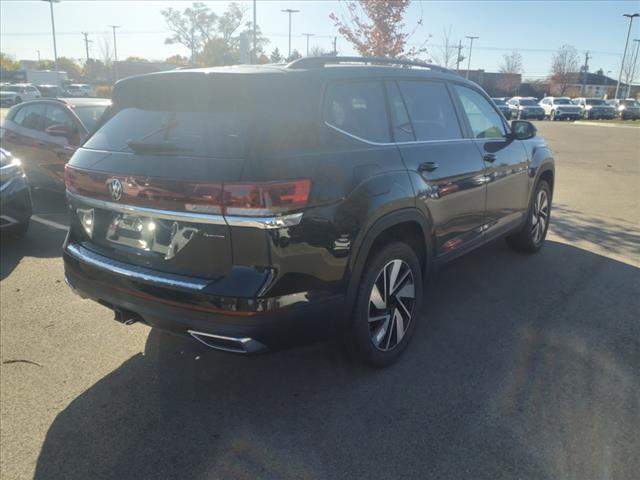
left=66, top=71, right=257, bottom=279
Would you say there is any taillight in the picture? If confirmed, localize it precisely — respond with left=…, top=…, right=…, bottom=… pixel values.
left=223, top=180, right=311, bottom=216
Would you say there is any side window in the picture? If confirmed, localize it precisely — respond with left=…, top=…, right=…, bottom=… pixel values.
left=323, top=80, right=390, bottom=143
left=396, top=80, right=461, bottom=141
left=44, top=105, right=75, bottom=130
left=454, top=85, right=506, bottom=139
left=17, top=103, right=47, bottom=131
left=385, top=81, right=415, bottom=142
left=11, top=106, right=27, bottom=125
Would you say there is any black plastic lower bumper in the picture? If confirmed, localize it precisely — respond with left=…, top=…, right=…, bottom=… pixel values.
left=0, top=176, right=32, bottom=228
left=63, top=243, right=349, bottom=353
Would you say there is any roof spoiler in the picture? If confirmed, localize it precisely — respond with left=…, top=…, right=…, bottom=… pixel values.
left=286, top=56, right=454, bottom=74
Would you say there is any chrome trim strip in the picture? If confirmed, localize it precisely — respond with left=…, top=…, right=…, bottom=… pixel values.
left=67, top=192, right=227, bottom=225
left=324, top=121, right=475, bottom=147
left=67, top=192, right=304, bottom=229
left=65, top=243, right=209, bottom=291
left=188, top=330, right=267, bottom=354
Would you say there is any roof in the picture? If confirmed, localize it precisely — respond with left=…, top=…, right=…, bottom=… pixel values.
left=58, top=97, right=111, bottom=107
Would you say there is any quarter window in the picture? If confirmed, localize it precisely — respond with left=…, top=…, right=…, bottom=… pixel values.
left=454, top=85, right=506, bottom=139
left=324, top=80, right=390, bottom=143
left=385, top=81, right=415, bottom=142
left=396, top=81, right=462, bottom=141
left=44, top=105, right=75, bottom=130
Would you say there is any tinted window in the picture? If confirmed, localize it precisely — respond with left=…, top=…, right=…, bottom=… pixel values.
left=554, top=98, right=571, bottom=105
left=586, top=99, right=606, bottom=105
left=385, top=81, right=415, bottom=142
left=16, top=103, right=47, bottom=131
left=519, top=99, right=537, bottom=106
left=324, top=80, right=390, bottom=143
left=72, top=105, right=108, bottom=132
left=454, top=85, right=506, bottom=139
left=397, top=81, right=461, bottom=141
left=44, top=105, right=75, bottom=130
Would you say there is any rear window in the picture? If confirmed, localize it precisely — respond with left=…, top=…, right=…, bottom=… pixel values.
left=83, top=74, right=254, bottom=158
left=586, top=99, right=606, bottom=105
left=72, top=105, right=109, bottom=132
left=519, top=99, right=537, bottom=106
left=554, top=98, right=571, bottom=105
left=323, top=80, right=390, bottom=143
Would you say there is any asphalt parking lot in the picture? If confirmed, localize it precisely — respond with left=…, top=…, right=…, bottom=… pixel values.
left=1, top=121, right=639, bottom=480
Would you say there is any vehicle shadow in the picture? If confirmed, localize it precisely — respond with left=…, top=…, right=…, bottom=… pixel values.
left=34, top=240, right=639, bottom=480
left=0, top=189, right=67, bottom=281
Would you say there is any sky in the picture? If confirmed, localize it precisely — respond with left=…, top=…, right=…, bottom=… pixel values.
left=1, top=0, right=639, bottom=80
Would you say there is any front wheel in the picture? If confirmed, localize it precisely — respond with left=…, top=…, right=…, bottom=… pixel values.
left=347, top=241, right=423, bottom=367
left=506, top=180, right=551, bottom=253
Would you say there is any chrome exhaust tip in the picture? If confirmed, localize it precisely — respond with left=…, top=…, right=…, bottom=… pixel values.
left=188, top=330, right=267, bottom=354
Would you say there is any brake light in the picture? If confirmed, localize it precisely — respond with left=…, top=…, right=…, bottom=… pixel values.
left=223, top=180, right=311, bottom=216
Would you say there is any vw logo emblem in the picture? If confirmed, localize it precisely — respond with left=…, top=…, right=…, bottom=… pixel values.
left=108, top=178, right=123, bottom=201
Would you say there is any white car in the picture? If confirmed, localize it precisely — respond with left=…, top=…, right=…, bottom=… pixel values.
left=572, top=98, right=616, bottom=120
left=65, top=83, right=97, bottom=97
left=539, top=97, right=582, bottom=121
left=0, top=84, right=41, bottom=106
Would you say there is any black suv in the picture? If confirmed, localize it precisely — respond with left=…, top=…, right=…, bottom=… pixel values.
left=63, top=57, right=554, bottom=366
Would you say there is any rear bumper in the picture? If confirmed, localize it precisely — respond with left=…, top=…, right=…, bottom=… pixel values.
left=63, top=241, right=349, bottom=353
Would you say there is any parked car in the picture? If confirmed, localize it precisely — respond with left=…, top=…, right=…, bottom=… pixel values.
left=1, top=98, right=111, bottom=190
left=607, top=98, right=640, bottom=120
left=491, top=97, right=512, bottom=119
left=507, top=97, right=545, bottom=120
left=65, top=84, right=97, bottom=97
left=571, top=97, right=616, bottom=120
left=539, top=97, right=582, bottom=120
left=0, top=148, right=32, bottom=236
left=0, top=84, right=41, bottom=106
left=37, top=84, right=70, bottom=98
left=62, top=57, right=555, bottom=366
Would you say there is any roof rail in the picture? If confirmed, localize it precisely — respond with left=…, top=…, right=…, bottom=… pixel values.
left=286, top=56, right=454, bottom=74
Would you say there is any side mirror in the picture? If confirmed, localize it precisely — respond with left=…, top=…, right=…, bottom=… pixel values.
left=45, top=124, right=74, bottom=139
left=510, top=120, right=536, bottom=140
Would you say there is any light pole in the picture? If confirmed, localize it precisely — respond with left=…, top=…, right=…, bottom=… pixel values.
left=252, top=0, right=257, bottom=64
left=42, top=0, right=60, bottom=72
left=36, top=50, right=41, bottom=65
left=615, top=13, right=639, bottom=99
left=281, top=9, right=300, bottom=59
left=626, top=39, right=640, bottom=98
left=108, top=25, right=120, bottom=81
left=465, top=35, right=478, bottom=79
left=302, top=33, right=314, bottom=56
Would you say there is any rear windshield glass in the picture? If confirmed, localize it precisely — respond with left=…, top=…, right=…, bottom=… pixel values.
left=554, top=98, right=571, bottom=105
left=519, top=99, right=537, bottom=106
left=73, top=105, right=108, bottom=132
left=586, top=99, right=606, bottom=105
left=83, top=74, right=253, bottom=158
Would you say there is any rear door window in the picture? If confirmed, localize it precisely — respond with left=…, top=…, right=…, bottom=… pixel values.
left=44, top=105, right=75, bottom=130
left=323, top=80, right=390, bottom=143
left=16, top=103, right=47, bottom=131
left=396, top=80, right=462, bottom=141
left=453, top=85, right=507, bottom=139
left=385, top=81, right=415, bottom=142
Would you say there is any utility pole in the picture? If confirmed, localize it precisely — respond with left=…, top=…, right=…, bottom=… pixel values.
left=281, top=9, right=300, bottom=59
left=456, top=40, right=464, bottom=73
left=42, top=0, right=60, bottom=72
left=615, top=13, right=639, bottom=99
left=252, top=0, right=257, bottom=64
left=581, top=51, right=591, bottom=96
left=302, top=33, right=314, bottom=56
left=333, top=37, right=338, bottom=56
left=82, top=32, right=92, bottom=65
left=108, top=25, right=120, bottom=81
left=465, top=36, right=478, bottom=79
left=626, top=39, right=640, bottom=98
left=36, top=50, right=41, bottom=65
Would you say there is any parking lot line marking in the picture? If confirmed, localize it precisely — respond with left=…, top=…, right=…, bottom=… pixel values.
left=31, top=216, right=69, bottom=231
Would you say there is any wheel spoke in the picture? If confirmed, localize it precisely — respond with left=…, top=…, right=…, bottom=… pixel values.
left=396, top=281, right=415, bottom=300
left=372, top=316, right=390, bottom=347
left=391, top=268, right=411, bottom=296
left=368, top=314, right=390, bottom=324
left=396, top=296, right=412, bottom=319
left=394, top=309, right=405, bottom=343
left=388, top=260, right=402, bottom=294
left=384, top=314, right=395, bottom=350
left=370, top=284, right=386, bottom=310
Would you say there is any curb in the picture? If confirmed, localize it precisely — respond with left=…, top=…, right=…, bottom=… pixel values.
left=573, top=121, right=640, bottom=128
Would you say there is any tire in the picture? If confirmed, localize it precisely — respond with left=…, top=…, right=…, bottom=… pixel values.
left=506, top=180, right=551, bottom=253
left=346, top=241, right=424, bottom=367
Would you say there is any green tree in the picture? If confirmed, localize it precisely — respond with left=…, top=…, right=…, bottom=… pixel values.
left=1, top=52, right=21, bottom=70
left=162, top=2, right=218, bottom=62
left=165, top=54, right=190, bottom=66
left=270, top=48, right=283, bottom=63
left=125, top=56, right=149, bottom=62
left=39, top=57, right=83, bottom=78
left=286, top=50, right=302, bottom=62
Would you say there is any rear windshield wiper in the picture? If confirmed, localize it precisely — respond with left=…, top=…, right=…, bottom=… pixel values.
left=126, top=140, right=192, bottom=154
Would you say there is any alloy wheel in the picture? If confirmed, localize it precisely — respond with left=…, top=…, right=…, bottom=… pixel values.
left=531, top=189, right=549, bottom=245
left=368, top=259, right=415, bottom=351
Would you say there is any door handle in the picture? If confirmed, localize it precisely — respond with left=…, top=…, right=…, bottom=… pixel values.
left=483, top=153, right=496, bottom=163
left=418, top=161, right=439, bottom=172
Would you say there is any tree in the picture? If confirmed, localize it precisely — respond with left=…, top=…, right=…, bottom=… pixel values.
left=162, top=2, right=217, bottom=62
left=165, top=54, right=190, bottom=66
left=286, top=50, right=302, bottom=62
left=1, top=52, right=20, bottom=70
left=38, top=57, right=83, bottom=78
left=550, top=45, right=579, bottom=96
left=499, top=49, right=523, bottom=74
left=270, top=48, right=283, bottom=63
left=125, top=56, right=148, bottom=63
left=309, top=46, right=336, bottom=57
left=431, top=27, right=456, bottom=69
left=329, top=0, right=426, bottom=58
